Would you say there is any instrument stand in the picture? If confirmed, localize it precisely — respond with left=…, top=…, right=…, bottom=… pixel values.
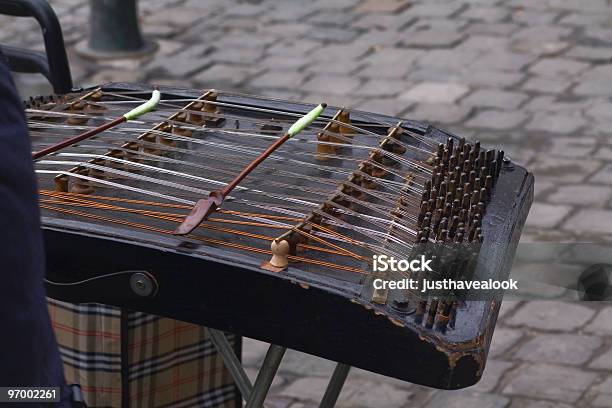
left=206, top=328, right=351, bottom=408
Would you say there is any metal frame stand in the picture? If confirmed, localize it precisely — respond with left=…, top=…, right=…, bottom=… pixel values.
left=205, top=328, right=351, bottom=408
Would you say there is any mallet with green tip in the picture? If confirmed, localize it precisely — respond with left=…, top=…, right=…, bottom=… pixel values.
left=174, top=102, right=327, bottom=236
left=32, top=88, right=161, bottom=160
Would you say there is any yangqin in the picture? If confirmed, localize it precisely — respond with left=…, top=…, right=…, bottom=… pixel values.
left=27, top=83, right=533, bottom=389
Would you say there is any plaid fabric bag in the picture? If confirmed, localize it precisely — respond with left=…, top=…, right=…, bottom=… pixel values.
left=47, top=298, right=241, bottom=408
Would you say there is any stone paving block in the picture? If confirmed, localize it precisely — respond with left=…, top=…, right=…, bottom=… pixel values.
left=580, top=64, right=612, bottom=80
left=267, top=396, right=295, bottom=408
left=356, top=79, right=410, bottom=97
left=586, top=101, right=612, bottom=122
left=305, top=59, right=364, bottom=76
left=589, top=347, right=612, bottom=370
left=466, top=23, right=517, bottom=36
left=288, top=403, right=318, bottom=408
left=280, top=376, right=413, bottom=407
left=259, top=22, right=312, bottom=38
left=409, top=17, right=470, bottom=33
left=465, top=110, right=528, bottom=130
left=405, top=3, right=464, bottom=18
left=502, top=363, right=598, bottom=402
left=512, top=25, right=573, bottom=42
left=352, top=13, right=408, bottom=30
left=348, top=367, right=415, bottom=391
left=524, top=95, right=592, bottom=114
left=545, top=0, right=609, bottom=11
left=528, top=58, right=590, bottom=77
left=307, top=10, right=357, bottom=26
left=591, top=164, right=612, bottom=184
left=514, top=334, right=602, bottom=365
left=521, top=77, right=570, bottom=94
left=242, top=337, right=270, bottom=366
left=261, top=55, right=311, bottom=71
left=402, top=30, right=466, bottom=48
left=511, top=39, right=570, bottom=57
left=506, top=301, right=595, bottom=330
left=559, top=12, right=612, bottom=26
left=268, top=2, right=318, bottom=21
left=511, top=9, right=561, bottom=25
left=209, top=46, right=265, bottom=65
left=338, top=378, right=414, bottom=408
left=585, top=306, right=612, bottom=336
left=354, top=0, right=411, bottom=14
left=267, top=40, right=320, bottom=57
left=224, top=3, right=264, bottom=18
left=525, top=203, right=573, bottom=229
left=587, top=120, right=612, bottom=137
left=526, top=113, right=587, bottom=134
left=548, top=185, right=612, bottom=206
left=424, top=391, right=510, bottom=408
left=511, top=263, right=572, bottom=299
left=498, top=301, right=522, bottom=320
left=573, top=79, right=612, bottom=96
left=252, top=71, right=307, bottom=89
left=566, top=46, right=612, bottom=62
left=460, top=6, right=508, bottom=22
left=399, top=82, right=470, bottom=104
left=146, top=53, right=212, bottom=77
left=354, top=97, right=411, bottom=116
left=311, top=44, right=371, bottom=61
left=278, top=350, right=337, bottom=377
left=145, top=7, right=204, bottom=26
left=193, top=64, right=261, bottom=88
left=583, top=27, right=612, bottom=44
left=418, top=49, right=481, bottom=69
left=590, top=376, right=612, bottom=408
left=509, top=399, right=573, bottom=408
left=470, top=360, right=515, bottom=393
left=462, top=89, right=528, bottom=110
left=408, top=103, right=472, bottom=125
left=407, top=67, right=463, bottom=83
left=532, top=180, right=556, bottom=199
left=303, top=93, right=361, bottom=109
left=547, top=136, right=596, bottom=158
left=488, top=328, right=524, bottom=358
left=245, top=366, right=286, bottom=388
left=89, top=69, right=145, bottom=85
left=595, top=147, right=612, bottom=160
left=280, top=377, right=330, bottom=401
left=459, top=35, right=510, bottom=52
left=461, top=70, right=525, bottom=88
left=312, top=0, right=362, bottom=9
left=302, top=74, right=361, bottom=95
left=305, top=26, right=360, bottom=43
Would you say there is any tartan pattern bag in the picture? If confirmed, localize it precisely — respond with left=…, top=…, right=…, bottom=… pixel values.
left=47, top=298, right=241, bottom=408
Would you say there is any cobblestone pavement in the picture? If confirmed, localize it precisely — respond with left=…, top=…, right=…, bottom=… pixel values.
left=3, top=0, right=612, bottom=406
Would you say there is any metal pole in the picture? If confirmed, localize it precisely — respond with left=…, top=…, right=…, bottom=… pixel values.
left=205, top=328, right=253, bottom=399
left=319, top=363, right=351, bottom=408
left=245, top=344, right=286, bottom=408
left=75, top=0, right=156, bottom=59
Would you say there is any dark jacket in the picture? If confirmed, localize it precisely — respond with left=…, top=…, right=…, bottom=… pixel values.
left=0, top=51, right=71, bottom=406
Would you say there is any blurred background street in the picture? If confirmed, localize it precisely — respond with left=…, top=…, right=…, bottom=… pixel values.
left=2, top=0, right=612, bottom=406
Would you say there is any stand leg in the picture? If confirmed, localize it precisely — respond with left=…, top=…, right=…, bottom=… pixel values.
left=245, top=344, right=286, bottom=408
left=206, top=328, right=253, bottom=399
left=319, top=363, right=351, bottom=408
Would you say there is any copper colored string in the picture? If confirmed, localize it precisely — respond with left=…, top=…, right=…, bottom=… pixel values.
left=290, top=227, right=367, bottom=263
left=39, top=190, right=303, bottom=221
left=40, top=196, right=356, bottom=259
left=39, top=203, right=363, bottom=274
